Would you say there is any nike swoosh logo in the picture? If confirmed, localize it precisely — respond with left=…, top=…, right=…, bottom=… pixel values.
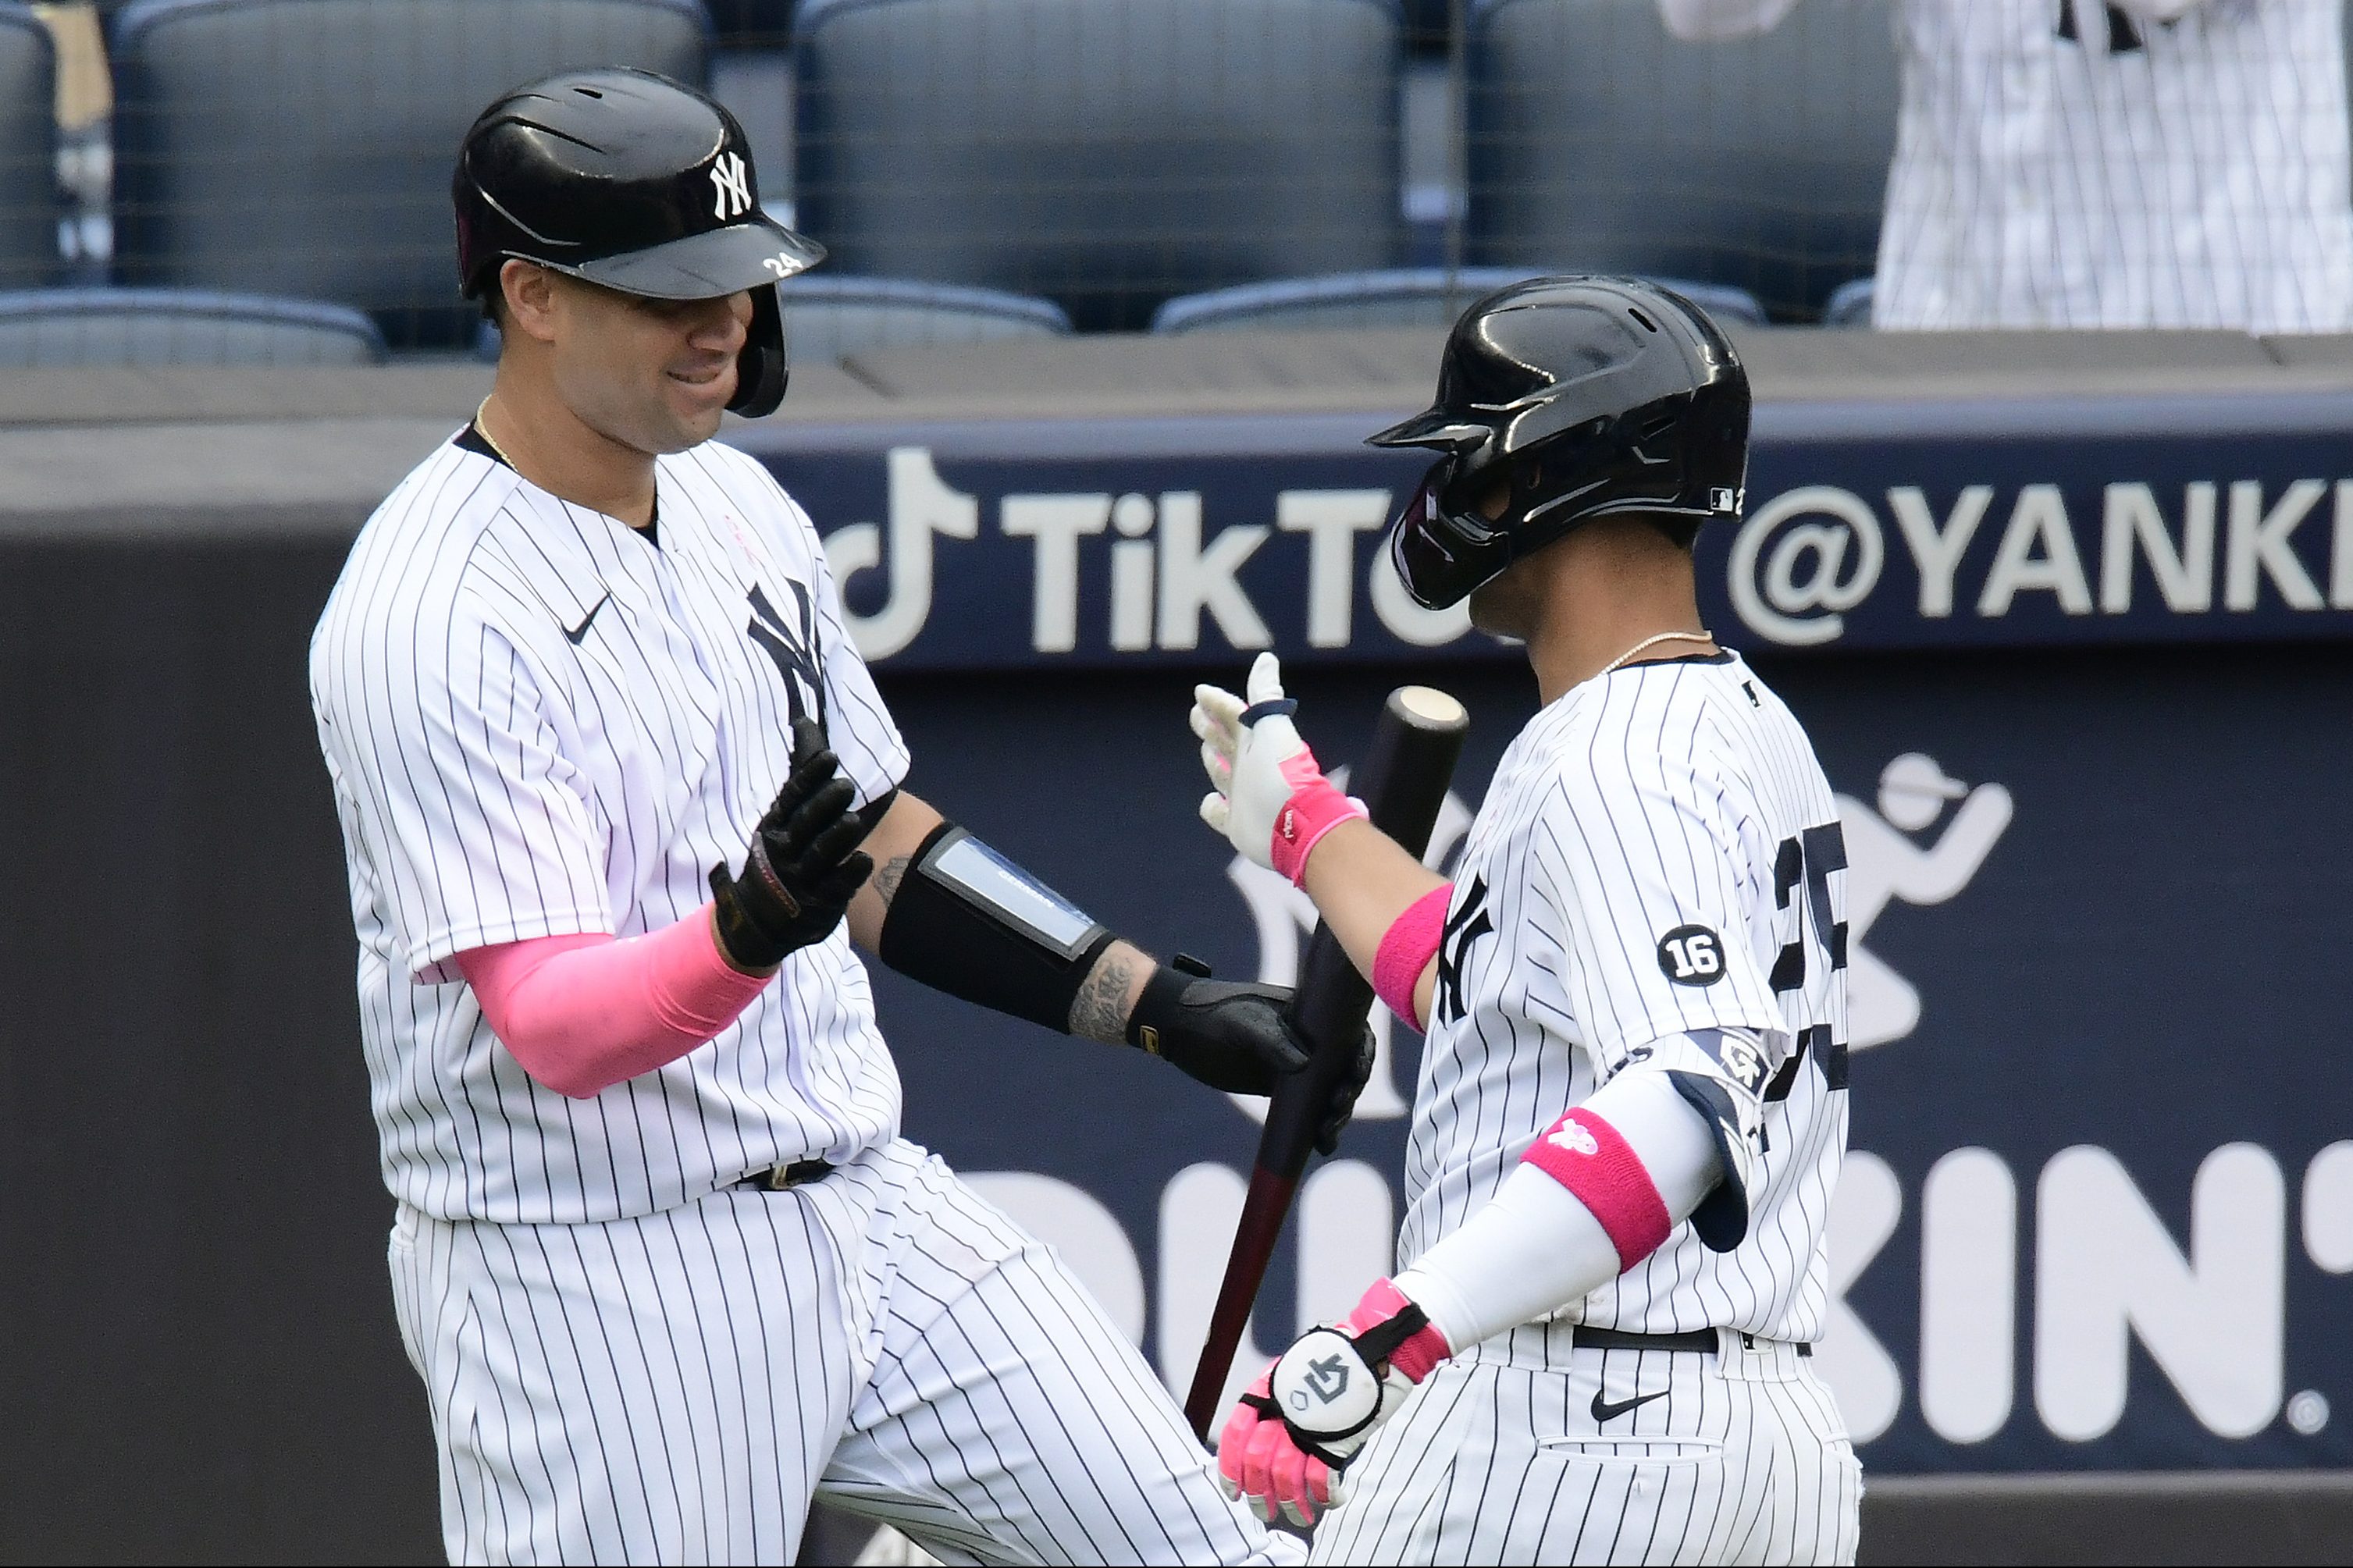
left=564, top=593, right=612, bottom=645
left=1591, top=1388, right=1669, bottom=1424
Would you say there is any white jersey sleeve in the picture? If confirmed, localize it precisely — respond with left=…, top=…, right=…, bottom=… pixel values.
left=329, top=581, right=612, bottom=983
left=1529, top=748, right=1785, bottom=1071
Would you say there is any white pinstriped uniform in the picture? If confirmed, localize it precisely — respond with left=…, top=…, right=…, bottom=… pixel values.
left=312, top=434, right=1292, bottom=1566
left=1666, top=0, right=2353, bottom=332
left=1315, top=652, right=1860, bottom=1565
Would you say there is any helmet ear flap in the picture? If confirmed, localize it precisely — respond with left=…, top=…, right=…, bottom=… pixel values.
left=728, top=283, right=788, bottom=418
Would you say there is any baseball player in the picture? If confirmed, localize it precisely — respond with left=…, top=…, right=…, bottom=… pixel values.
left=1661, top=0, right=2353, bottom=332
left=1194, top=278, right=1861, bottom=1563
left=308, top=70, right=1366, bottom=1566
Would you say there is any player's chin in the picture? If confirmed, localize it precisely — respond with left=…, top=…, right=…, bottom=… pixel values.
left=658, top=364, right=736, bottom=443
left=1465, top=579, right=1527, bottom=641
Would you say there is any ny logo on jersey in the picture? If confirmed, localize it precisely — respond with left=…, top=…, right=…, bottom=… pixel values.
left=1432, top=876, right=1493, bottom=1029
left=709, top=152, right=752, bottom=221
left=746, top=581, right=827, bottom=732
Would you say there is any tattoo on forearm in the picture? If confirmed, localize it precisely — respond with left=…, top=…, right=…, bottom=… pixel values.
left=871, top=853, right=910, bottom=907
left=1069, top=947, right=1137, bottom=1045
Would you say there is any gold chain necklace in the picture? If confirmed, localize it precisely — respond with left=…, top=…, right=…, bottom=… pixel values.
left=1601, top=629, right=1717, bottom=676
left=472, top=397, right=520, bottom=468
left=471, top=398, right=657, bottom=532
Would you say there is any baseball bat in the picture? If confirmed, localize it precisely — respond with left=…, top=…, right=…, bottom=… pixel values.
left=1183, top=684, right=1469, bottom=1440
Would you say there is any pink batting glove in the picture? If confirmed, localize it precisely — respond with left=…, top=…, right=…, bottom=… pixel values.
left=1216, top=1364, right=1342, bottom=1528
left=1213, top=1279, right=1454, bottom=1528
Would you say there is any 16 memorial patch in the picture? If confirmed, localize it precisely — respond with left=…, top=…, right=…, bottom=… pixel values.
left=1657, top=923, right=1727, bottom=987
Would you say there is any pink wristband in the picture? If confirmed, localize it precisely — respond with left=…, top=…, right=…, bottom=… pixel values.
left=1343, top=1278, right=1453, bottom=1385
left=1522, top=1108, right=1674, bottom=1272
left=1269, top=751, right=1368, bottom=885
left=1373, top=883, right=1453, bottom=1030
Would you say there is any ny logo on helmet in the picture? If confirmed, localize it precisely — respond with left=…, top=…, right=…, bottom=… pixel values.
left=710, top=152, right=751, bottom=221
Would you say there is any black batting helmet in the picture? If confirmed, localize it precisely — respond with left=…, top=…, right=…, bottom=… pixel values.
left=454, top=68, right=823, bottom=419
left=1370, top=276, right=1750, bottom=610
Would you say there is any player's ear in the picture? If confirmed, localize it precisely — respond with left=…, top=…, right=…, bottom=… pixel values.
left=500, top=261, right=561, bottom=345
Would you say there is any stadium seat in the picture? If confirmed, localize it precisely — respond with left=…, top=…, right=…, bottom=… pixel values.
left=0, top=287, right=387, bottom=364
left=705, top=0, right=798, bottom=46
left=475, top=275, right=1072, bottom=361
left=1401, top=0, right=1451, bottom=50
left=1150, top=266, right=1767, bottom=332
left=774, top=275, right=1071, bottom=358
left=1468, top=0, right=1898, bottom=322
left=0, top=5, right=62, bottom=290
left=1823, top=276, right=1875, bottom=328
left=109, top=0, right=711, bottom=350
left=793, top=0, right=1405, bottom=332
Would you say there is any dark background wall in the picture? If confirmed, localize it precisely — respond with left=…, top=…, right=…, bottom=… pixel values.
left=0, top=539, right=430, bottom=1563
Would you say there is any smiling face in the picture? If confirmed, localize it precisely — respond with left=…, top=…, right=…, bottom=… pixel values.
left=499, top=261, right=751, bottom=455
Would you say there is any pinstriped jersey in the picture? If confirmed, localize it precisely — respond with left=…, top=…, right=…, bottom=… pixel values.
left=1664, top=0, right=2353, bottom=331
left=1397, top=650, right=1849, bottom=1342
left=309, top=434, right=908, bottom=1225
left=1880, top=0, right=2353, bottom=332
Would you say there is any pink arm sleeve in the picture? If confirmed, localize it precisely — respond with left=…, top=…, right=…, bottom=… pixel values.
left=452, top=908, right=772, bottom=1099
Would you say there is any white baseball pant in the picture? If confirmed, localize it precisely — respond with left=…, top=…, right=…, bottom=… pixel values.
left=390, top=1138, right=1296, bottom=1566
left=1308, top=1331, right=1860, bottom=1565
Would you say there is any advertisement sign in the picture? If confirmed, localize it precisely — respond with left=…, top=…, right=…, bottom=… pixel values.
left=740, top=412, right=2353, bottom=668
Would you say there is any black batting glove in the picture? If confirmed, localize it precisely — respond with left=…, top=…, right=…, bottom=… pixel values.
left=1127, top=958, right=1376, bottom=1155
left=710, top=718, right=874, bottom=970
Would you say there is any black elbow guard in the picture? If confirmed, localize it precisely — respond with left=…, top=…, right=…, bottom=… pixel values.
left=877, top=823, right=1116, bottom=1032
left=1666, top=1068, right=1758, bottom=1254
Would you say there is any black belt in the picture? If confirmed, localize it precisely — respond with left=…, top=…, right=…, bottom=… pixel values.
left=1572, top=1326, right=1811, bottom=1357
left=730, top=1159, right=835, bottom=1193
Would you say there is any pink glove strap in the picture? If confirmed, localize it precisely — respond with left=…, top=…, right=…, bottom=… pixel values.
left=455, top=908, right=771, bottom=1099
left=1269, top=751, right=1368, bottom=886
left=1522, top=1108, right=1674, bottom=1272
left=1344, top=1278, right=1453, bottom=1385
left=1372, top=883, right=1453, bottom=1030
